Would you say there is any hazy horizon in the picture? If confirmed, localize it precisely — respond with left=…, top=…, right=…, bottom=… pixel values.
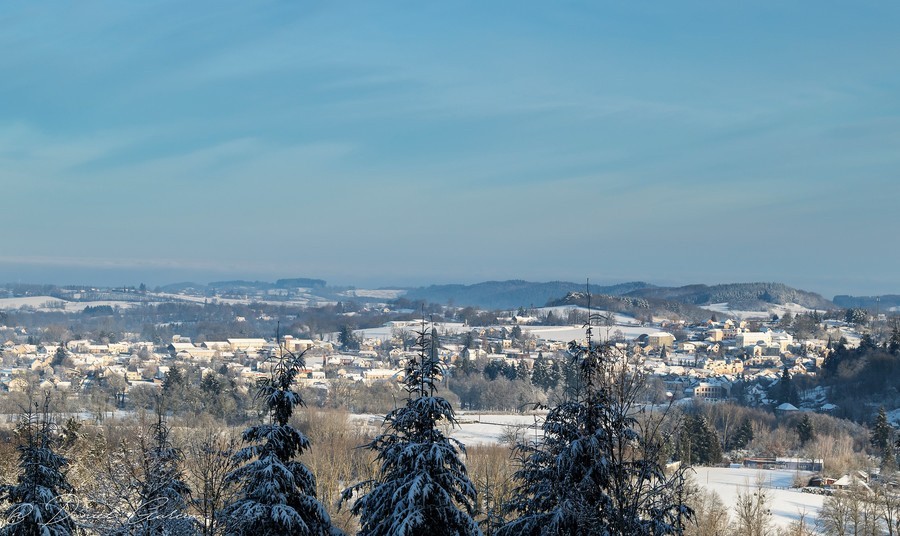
left=0, top=258, right=891, bottom=300
left=3, top=2, right=898, bottom=299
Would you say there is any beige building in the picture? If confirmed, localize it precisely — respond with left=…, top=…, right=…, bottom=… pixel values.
left=736, top=332, right=771, bottom=348
left=648, top=332, right=675, bottom=350
left=692, top=381, right=730, bottom=401
left=227, top=338, right=268, bottom=352
left=704, top=358, right=743, bottom=375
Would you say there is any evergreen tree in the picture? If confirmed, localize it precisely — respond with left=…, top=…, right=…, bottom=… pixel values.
left=499, top=323, right=692, bottom=535
left=501, top=362, right=518, bottom=381
left=162, top=366, right=186, bottom=394
left=889, top=321, right=900, bottom=355
left=772, top=367, right=799, bottom=406
left=796, top=414, right=815, bottom=447
left=729, top=419, right=754, bottom=451
left=51, top=346, right=68, bottom=368
left=516, top=360, right=530, bottom=383
left=431, top=326, right=442, bottom=364
left=221, top=343, right=341, bottom=536
left=483, top=361, right=503, bottom=381
left=0, top=394, right=77, bottom=536
left=530, top=353, right=552, bottom=391
left=872, top=407, right=897, bottom=471
left=679, top=414, right=722, bottom=465
left=119, top=400, right=199, bottom=535
left=338, top=326, right=359, bottom=351
left=510, top=325, right=523, bottom=341
left=342, top=319, right=481, bottom=536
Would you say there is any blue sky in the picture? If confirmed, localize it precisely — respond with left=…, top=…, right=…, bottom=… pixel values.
left=1, top=1, right=898, bottom=297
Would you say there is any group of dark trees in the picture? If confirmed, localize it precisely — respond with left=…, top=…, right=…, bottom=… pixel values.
left=0, top=322, right=694, bottom=535
left=819, top=325, right=900, bottom=421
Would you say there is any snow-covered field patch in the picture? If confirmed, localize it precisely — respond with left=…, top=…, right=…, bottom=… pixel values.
left=340, top=289, right=406, bottom=299
left=451, top=413, right=544, bottom=445
left=0, top=296, right=145, bottom=312
left=0, top=296, right=63, bottom=309
left=701, top=302, right=816, bottom=320
left=693, top=467, right=824, bottom=530
left=354, top=322, right=470, bottom=341
left=523, top=324, right=656, bottom=343
left=535, top=306, right=640, bottom=325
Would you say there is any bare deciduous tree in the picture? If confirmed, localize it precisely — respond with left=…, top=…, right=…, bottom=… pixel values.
left=184, top=427, right=240, bottom=536
left=733, top=476, right=773, bottom=536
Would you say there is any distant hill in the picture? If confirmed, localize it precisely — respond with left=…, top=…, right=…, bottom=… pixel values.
left=623, top=282, right=835, bottom=311
left=160, top=277, right=328, bottom=294
left=157, top=282, right=204, bottom=293
left=547, top=291, right=716, bottom=323
left=275, top=278, right=327, bottom=289
left=833, top=295, right=900, bottom=310
left=403, top=280, right=655, bottom=310
left=208, top=280, right=274, bottom=290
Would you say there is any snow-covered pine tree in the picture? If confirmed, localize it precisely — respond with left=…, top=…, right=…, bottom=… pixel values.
left=117, top=400, right=199, bottom=535
left=499, top=317, right=692, bottom=536
left=221, top=340, right=341, bottom=536
left=0, top=393, right=77, bottom=536
left=342, top=318, right=481, bottom=536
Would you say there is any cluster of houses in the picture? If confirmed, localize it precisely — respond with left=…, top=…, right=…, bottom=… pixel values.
left=0, top=311, right=860, bottom=417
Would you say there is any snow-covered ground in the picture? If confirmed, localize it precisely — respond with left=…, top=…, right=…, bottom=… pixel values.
left=154, top=292, right=315, bottom=307
left=348, top=412, right=544, bottom=446
left=354, top=322, right=471, bottom=341
left=0, top=296, right=143, bottom=312
left=339, top=289, right=406, bottom=299
left=451, top=413, right=545, bottom=445
left=693, top=467, right=824, bottom=531
left=701, top=302, right=817, bottom=320
left=0, top=296, right=65, bottom=310
left=522, top=324, right=656, bottom=343
left=535, top=306, right=639, bottom=325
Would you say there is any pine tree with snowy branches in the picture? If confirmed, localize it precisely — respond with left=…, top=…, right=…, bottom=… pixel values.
left=116, top=399, right=199, bottom=536
left=0, top=393, right=77, bottom=536
left=221, top=342, right=341, bottom=536
left=499, top=316, right=692, bottom=536
left=342, top=318, right=481, bottom=536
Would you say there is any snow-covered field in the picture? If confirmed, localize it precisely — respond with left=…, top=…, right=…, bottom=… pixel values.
left=340, top=289, right=406, bottom=299
left=354, top=322, right=471, bottom=341
left=154, top=292, right=315, bottom=307
left=522, top=324, right=656, bottom=343
left=692, top=467, right=824, bottom=530
left=701, top=302, right=817, bottom=320
left=535, top=306, right=639, bottom=324
left=451, top=413, right=545, bottom=445
left=0, top=296, right=142, bottom=312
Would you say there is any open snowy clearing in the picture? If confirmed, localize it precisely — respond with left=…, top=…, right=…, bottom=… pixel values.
left=0, top=296, right=143, bottom=312
left=339, top=289, right=406, bottom=299
left=535, top=306, right=640, bottom=325
left=522, top=324, right=657, bottom=343
left=153, top=291, right=315, bottom=307
left=451, top=413, right=545, bottom=445
left=354, top=322, right=471, bottom=341
left=700, top=302, right=818, bottom=320
left=692, top=467, right=824, bottom=531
